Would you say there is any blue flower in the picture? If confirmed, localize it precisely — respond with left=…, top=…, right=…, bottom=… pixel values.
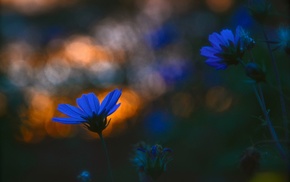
left=200, top=26, right=249, bottom=70
left=52, top=89, right=122, bottom=134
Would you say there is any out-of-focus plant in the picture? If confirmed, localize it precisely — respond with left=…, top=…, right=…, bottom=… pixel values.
left=131, top=141, right=173, bottom=181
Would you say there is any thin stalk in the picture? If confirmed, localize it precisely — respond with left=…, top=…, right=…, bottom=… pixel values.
left=252, top=83, right=287, bottom=160
left=237, top=58, right=246, bottom=68
left=139, top=172, right=155, bottom=182
left=262, top=27, right=289, bottom=142
left=99, top=133, right=114, bottom=182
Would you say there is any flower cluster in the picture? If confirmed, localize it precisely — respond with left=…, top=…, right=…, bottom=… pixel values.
left=52, top=89, right=122, bottom=135
left=200, top=26, right=254, bottom=70
left=131, top=142, right=173, bottom=180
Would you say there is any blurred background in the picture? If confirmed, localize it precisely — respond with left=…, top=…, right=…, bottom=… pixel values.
left=1, top=0, right=290, bottom=181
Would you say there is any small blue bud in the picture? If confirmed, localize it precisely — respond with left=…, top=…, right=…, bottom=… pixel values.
left=78, top=170, right=91, bottom=182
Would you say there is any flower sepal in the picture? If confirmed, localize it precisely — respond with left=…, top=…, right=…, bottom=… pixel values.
left=245, top=62, right=266, bottom=83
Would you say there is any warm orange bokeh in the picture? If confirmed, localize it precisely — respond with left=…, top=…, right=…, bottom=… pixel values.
left=206, top=0, right=234, bottom=13
left=1, top=0, right=76, bottom=14
left=171, top=92, right=195, bottom=118
left=64, top=36, right=114, bottom=66
left=205, top=86, right=233, bottom=112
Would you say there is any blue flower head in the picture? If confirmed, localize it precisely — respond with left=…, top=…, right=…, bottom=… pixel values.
left=52, top=89, right=122, bottom=135
left=200, top=26, right=252, bottom=70
left=131, top=142, right=173, bottom=180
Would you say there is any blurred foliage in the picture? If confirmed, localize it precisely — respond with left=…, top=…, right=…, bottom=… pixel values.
left=1, top=0, right=289, bottom=181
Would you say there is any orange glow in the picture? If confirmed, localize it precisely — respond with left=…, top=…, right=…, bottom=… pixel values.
left=18, top=89, right=77, bottom=143
left=1, top=42, right=33, bottom=62
left=18, top=125, right=46, bottom=143
left=26, top=90, right=54, bottom=127
left=205, top=86, right=232, bottom=112
left=1, top=0, right=77, bottom=14
left=64, top=35, right=114, bottom=66
left=55, top=123, right=76, bottom=137
left=20, top=126, right=33, bottom=143
left=45, top=121, right=76, bottom=138
left=171, top=92, right=195, bottom=118
left=206, top=0, right=233, bottom=13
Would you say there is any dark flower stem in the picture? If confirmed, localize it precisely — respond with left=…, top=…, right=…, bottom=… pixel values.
left=262, top=27, right=289, bottom=142
left=99, top=133, right=114, bottom=182
left=237, top=58, right=246, bottom=68
left=139, top=173, right=155, bottom=182
left=252, top=83, right=287, bottom=161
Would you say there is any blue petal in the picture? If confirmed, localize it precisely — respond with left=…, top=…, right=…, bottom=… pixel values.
left=52, top=117, right=86, bottom=124
left=99, top=90, right=115, bottom=112
left=220, top=29, right=234, bottom=44
left=200, top=46, right=219, bottom=58
left=86, top=93, right=100, bottom=114
left=209, top=33, right=224, bottom=49
left=107, top=103, right=121, bottom=116
left=205, top=57, right=223, bottom=63
left=235, top=26, right=243, bottom=45
left=215, top=65, right=227, bottom=70
left=104, top=89, right=122, bottom=112
left=57, top=104, right=87, bottom=119
left=77, top=94, right=93, bottom=117
left=99, top=89, right=122, bottom=115
left=205, top=58, right=226, bottom=70
left=213, top=31, right=228, bottom=46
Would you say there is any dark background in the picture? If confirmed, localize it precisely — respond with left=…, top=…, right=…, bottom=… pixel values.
left=1, top=0, right=289, bottom=181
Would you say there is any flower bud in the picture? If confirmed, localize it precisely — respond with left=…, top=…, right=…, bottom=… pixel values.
left=245, top=62, right=266, bottom=82
left=236, top=26, right=255, bottom=51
